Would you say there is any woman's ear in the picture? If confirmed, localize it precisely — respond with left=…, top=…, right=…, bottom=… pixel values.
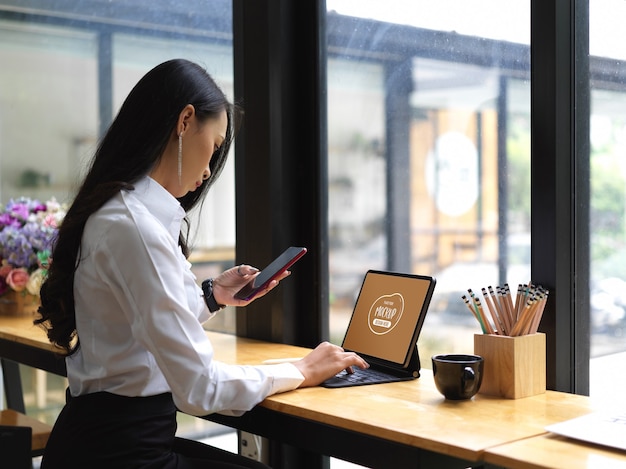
left=178, top=104, right=195, bottom=136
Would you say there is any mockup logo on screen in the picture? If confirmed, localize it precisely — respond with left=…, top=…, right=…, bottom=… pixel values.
left=367, top=293, right=404, bottom=335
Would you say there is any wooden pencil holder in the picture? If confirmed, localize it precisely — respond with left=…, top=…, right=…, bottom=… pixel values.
left=473, top=333, right=546, bottom=399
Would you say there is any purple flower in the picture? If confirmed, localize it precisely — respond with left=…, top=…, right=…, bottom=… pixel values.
left=0, top=227, right=34, bottom=268
left=7, top=202, right=30, bottom=221
left=0, top=213, right=20, bottom=229
left=0, top=197, right=67, bottom=296
left=31, top=202, right=47, bottom=213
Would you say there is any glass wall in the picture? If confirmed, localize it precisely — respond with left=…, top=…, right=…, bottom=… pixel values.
left=0, top=20, right=98, bottom=203
left=0, top=2, right=236, bottom=332
left=111, top=33, right=237, bottom=332
left=588, top=0, right=626, bottom=401
left=325, top=1, right=531, bottom=363
left=0, top=0, right=234, bottom=440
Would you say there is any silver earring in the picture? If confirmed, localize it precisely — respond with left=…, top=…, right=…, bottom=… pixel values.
left=178, top=133, right=182, bottom=186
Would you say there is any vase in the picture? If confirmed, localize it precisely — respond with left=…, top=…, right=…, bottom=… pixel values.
left=0, top=290, right=40, bottom=316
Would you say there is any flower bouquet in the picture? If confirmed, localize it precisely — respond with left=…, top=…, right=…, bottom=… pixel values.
left=0, top=197, right=66, bottom=315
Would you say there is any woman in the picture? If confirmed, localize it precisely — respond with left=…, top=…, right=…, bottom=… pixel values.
left=35, top=59, right=367, bottom=469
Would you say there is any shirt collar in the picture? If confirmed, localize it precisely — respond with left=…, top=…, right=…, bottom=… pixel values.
left=131, top=176, right=186, bottom=240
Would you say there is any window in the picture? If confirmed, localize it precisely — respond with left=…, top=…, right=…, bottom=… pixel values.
left=0, top=1, right=612, bottom=466
left=588, top=0, right=626, bottom=400
left=325, top=1, right=531, bottom=363
left=0, top=20, right=98, bottom=204
left=0, top=0, right=234, bottom=440
left=0, top=1, right=236, bottom=332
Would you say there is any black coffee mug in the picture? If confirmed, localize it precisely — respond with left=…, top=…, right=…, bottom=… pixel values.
left=431, top=354, right=484, bottom=400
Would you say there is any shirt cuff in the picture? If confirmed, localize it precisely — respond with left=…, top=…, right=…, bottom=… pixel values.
left=264, top=363, right=305, bottom=394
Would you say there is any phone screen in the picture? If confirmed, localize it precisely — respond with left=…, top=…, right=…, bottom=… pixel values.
left=234, top=246, right=307, bottom=300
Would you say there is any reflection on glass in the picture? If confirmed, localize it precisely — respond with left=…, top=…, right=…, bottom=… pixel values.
left=326, top=2, right=531, bottom=365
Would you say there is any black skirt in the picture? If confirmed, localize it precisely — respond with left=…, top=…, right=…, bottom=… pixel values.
left=41, top=389, right=270, bottom=469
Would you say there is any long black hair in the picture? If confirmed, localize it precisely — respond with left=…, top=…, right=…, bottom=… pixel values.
left=35, top=59, right=238, bottom=354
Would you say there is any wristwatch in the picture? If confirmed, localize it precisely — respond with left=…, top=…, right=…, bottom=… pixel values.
left=201, top=278, right=226, bottom=313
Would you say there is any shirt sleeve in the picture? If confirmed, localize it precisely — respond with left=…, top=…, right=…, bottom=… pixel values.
left=92, top=200, right=304, bottom=416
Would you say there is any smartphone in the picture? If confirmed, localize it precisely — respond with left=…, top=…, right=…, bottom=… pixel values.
left=234, top=246, right=307, bottom=301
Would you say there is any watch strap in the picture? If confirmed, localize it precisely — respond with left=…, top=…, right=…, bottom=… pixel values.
left=201, top=278, right=226, bottom=313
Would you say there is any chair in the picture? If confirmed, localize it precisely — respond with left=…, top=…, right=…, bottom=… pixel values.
left=0, top=409, right=52, bottom=461
left=0, top=424, right=32, bottom=469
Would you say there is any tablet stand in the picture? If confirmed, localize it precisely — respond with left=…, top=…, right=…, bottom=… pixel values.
left=408, top=345, right=421, bottom=378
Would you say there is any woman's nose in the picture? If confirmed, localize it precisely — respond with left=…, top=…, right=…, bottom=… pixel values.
left=202, top=167, right=210, bottom=180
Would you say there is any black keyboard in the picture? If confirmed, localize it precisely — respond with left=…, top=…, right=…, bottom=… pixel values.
left=321, top=367, right=403, bottom=388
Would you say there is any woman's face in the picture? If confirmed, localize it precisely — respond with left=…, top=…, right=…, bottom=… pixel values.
left=152, top=107, right=228, bottom=198
left=180, top=109, right=228, bottom=196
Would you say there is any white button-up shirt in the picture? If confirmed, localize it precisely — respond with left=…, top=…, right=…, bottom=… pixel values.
left=68, top=176, right=304, bottom=416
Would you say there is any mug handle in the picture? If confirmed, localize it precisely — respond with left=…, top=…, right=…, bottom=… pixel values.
left=462, top=366, right=476, bottom=392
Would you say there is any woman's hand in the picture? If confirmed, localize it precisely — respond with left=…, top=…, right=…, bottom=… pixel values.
left=212, top=264, right=290, bottom=307
left=293, top=342, right=369, bottom=388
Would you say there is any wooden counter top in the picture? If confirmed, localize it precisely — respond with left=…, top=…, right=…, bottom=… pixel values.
left=0, top=315, right=59, bottom=353
left=203, top=327, right=597, bottom=462
left=1, top=315, right=620, bottom=466
left=484, top=432, right=626, bottom=469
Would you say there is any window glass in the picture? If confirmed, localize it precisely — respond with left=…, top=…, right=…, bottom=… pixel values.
left=112, top=33, right=236, bottom=332
left=0, top=2, right=235, bottom=332
left=0, top=20, right=98, bottom=203
left=326, top=1, right=531, bottom=365
left=0, top=1, right=234, bottom=439
left=589, top=0, right=626, bottom=400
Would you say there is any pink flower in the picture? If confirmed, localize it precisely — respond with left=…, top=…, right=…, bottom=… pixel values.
left=6, top=268, right=29, bottom=292
left=42, top=213, right=58, bottom=228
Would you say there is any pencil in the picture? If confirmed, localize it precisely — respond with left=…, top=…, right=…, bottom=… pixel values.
left=504, top=283, right=516, bottom=322
left=515, top=283, right=524, bottom=317
left=462, top=294, right=487, bottom=333
left=497, top=286, right=514, bottom=335
left=473, top=296, right=495, bottom=334
left=488, top=286, right=509, bottom=335
left=467, top=291, right=491, bottom=334
left=511, top=295, right=538, bottom=336
left=528, top=289, right=548, bottom=334
left=482, top=287, right=503, bottom=335
left=509, top=300, right=529, bottom=336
